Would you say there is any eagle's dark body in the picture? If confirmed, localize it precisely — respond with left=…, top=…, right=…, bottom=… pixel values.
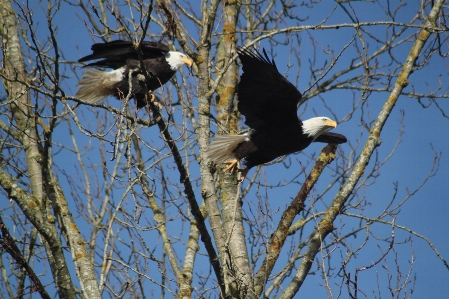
left=232, top=126, right=306, bottom=169
left=206, top=48, right=347, bottom=179
left=236, top=48, right=346, bottom=167
left=77, top=40, right=190, bottom=108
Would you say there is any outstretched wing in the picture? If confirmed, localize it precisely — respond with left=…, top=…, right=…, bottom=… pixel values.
left=237, top=47, right=302, bottom=130
left=79, top=40, right=169, bottom=69
left=313, top=132, right=347, bottom=144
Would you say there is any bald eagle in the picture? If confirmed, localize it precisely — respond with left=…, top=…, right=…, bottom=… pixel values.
left=76, top=40, right=193, bottom=108
left=206, top=48, right=347, bottom=181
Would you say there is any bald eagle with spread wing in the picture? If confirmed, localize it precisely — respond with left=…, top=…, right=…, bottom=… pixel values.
left=76, top=40, right=193, bottom=108
left=206, top=48, right=347, bottom=181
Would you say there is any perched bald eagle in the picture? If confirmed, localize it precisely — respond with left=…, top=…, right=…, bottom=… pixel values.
left=206, top=48, right=347, bottom=180
left=76, top=40, right=193, bottom=108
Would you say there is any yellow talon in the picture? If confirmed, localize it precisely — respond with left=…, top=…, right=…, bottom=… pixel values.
left=223, top=159, right=239, bottom=173
left=147, top=93, right=163, bottom=110
left=223, top=159, right=249, bottom=182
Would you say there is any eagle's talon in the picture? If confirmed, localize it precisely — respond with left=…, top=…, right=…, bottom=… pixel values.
left=237, top=168, right=249, bottom=182
left=223, top=160, right=248, bottom=182
left=223, top=159, right=239, bottom=173
left=154, top=102, right=162, bottom=110
left=146, top=93, right=163, bottom=110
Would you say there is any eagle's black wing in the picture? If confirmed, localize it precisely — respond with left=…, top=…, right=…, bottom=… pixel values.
left=79, top=40, right=169, bottom=69
left=237, top=47, right=302, bottom=131
left=313, top=132, right=347, bottom=144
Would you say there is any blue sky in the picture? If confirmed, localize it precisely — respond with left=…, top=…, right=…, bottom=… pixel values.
left=0, top=0, right=448, bottom=298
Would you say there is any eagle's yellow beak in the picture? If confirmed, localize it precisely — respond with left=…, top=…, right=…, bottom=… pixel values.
left=325, top=119, right=337, bottom=128
left=182, top=56, right=193, bottom=67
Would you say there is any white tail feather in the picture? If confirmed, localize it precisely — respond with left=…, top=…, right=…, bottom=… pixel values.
left=205, top=134, right=248, bottom=164
left=76, top=68, right=124, bottom=103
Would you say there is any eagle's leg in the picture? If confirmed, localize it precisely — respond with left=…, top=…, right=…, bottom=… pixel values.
left=237, top=167, right=249, bottom=182
left=136, top=73, right=162, bottom=109
left=223, top=159, right=239, bottom=173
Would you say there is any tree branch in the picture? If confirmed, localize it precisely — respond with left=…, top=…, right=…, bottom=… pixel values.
left=279, top=1, right=445, bottom=297
left=254, top=144, right=338, bottom=295
left=0, top=216, right=52, bottom=299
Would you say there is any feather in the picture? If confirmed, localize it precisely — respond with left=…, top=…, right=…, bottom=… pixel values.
left=205, top=134, right=249, bottom=164
left=76, top=68, right=124, bottom=103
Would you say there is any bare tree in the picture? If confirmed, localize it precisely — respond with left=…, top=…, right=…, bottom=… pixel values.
left=0, top=0, right=448, bottom=298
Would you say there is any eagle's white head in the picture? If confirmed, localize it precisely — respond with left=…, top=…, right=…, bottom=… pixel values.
left=165, top=51, right=193, bottom=70
left=302, top=117, right=337, bottom=140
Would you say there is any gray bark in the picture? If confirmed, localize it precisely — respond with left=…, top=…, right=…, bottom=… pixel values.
left=0, top=1, right=79, bottom=298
